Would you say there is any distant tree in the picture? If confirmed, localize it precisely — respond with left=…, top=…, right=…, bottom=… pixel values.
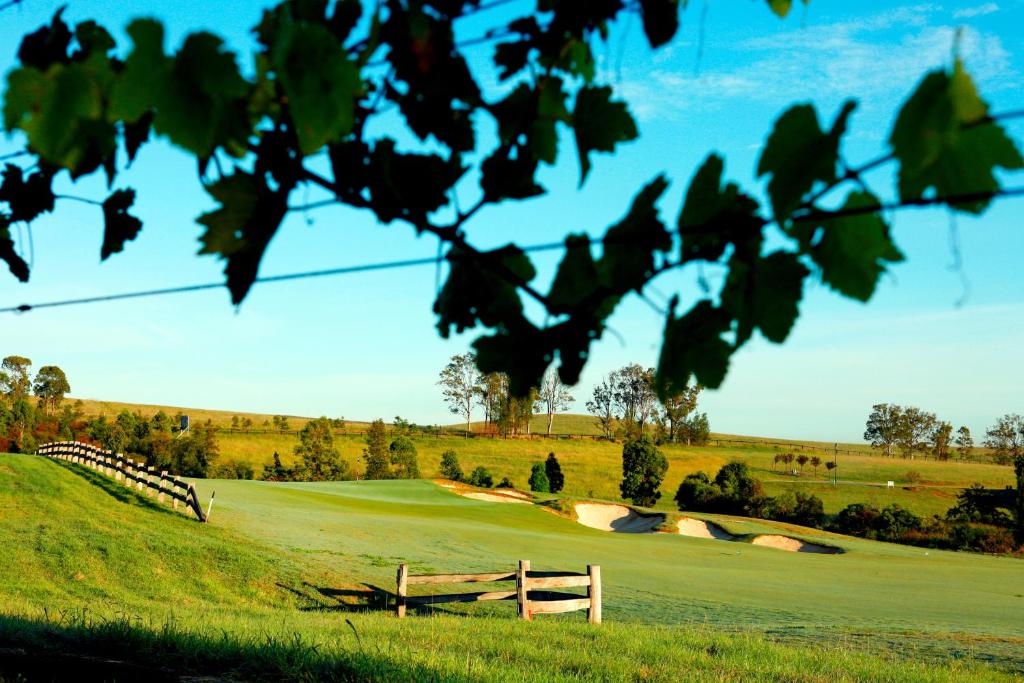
left=273, top=415, right=291, bottom=432
left=930, top=421, right=953, bottom=460
left=782, top=453, right=795, bottom=470
left=242, top=417, right=254, bottom=432
left=796, top=454, right=809, bottom=472
left=262, top=452, right=291, bottom=481
left=331, top=416, right=346, bottom=431
left=296, top=417, right=348, bottom=480
left=528, top=463, right=550, bottom=493
left=262, top=419, right=270, bottom=429
left=713, top=461, right=763, bottom=513
left=659, top=376, right=701, bottom=443
left=476, top=371, right=505, bottom=430
left=496, top=477, right=515, bottom=489
left=544, top=452, right=565, bottom=493
left=619, top=435, right=668, bottom=507
left=362, top=419, right=391, bottom=480
left=467, top=466, right=493, bottom=489
left=825, top=460, right=837, bottom=477
left=31, top=365, right=70, bottom=415
left=864, top=404, right=902, bottom=457
left=438, top=353, right=480, bottom=433
left=231, top=415, right=240, bottom=430
left=0, top=356, right=32, bottom=404
left=895, top=407, right=936, bottom=459
left=392, top=416, right=414, bottom=436
left=495, top=387, right=537, bottom=436
left=955, top=426, right=974, bottom=459
left=984, top=415, right=1023, bottom=466
left=438, top=449, right=463, bottom=482
left=772, top=453, right=783, bottom=471
left=810, top=456, right=821, bottom=475
left=389, top=436, right=420, bottom=479
left=9, top=398, right=36, bottom=451
left=585, top=374, right=617, bottom=440
left=150, top=411, right=172, bottom=433
left=678, top=413, right=711, bottom=446
left=673, top=471, right=719, bottom=511
left=535, top=369, right=574, bottom=436
left=612, top=364, right=658, bottom=435
left=172, top=427, right=219, bottom=477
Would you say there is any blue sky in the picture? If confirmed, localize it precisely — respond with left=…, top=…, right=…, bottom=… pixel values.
left=1, top=1, right=1022, bottom=441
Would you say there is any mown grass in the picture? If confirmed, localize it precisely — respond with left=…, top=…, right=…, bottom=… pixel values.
left=2, top=453, right=1023, bottom=680
left=214, top=431, right=1015, bottom=517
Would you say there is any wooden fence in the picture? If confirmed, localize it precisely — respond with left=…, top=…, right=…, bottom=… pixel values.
left=37, top=441, right=207, bottom=522
left=396, top=560, right=601, bottom=623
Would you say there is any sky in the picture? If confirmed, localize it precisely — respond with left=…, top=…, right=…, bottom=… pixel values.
left=0, top=0, right=1022, bottom=442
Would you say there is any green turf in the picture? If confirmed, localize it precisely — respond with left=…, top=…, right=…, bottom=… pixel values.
left=3, top=453, right=1023, bottom=679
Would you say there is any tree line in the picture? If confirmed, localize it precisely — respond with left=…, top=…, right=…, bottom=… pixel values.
left=0, top=354, right=74, bottom=453
left=438, top=354, right=711, bottom=444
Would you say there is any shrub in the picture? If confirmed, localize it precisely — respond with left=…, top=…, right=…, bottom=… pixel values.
left=833, top=503, right=882, bottom=537
left=295, top=417, right=349, bottom=481
left=905, top=470, right=923, bottom=485
left=619, top=435, right=668, bottom=507
left=673, top=471, right=719, bottom=511
left=438, top=450, right=463, bottom=482
left=468, top=466, right=493, bottom=488
left=544, top=452, right=564, bottom=493
left=496, top=477, right=515, bottom=489
left=362, top=419, right=391, bottom=480
left=528, top=463, right=550, bottom=493
left=388, top=436, right=420, bottom=479
left=713, top=461, right=763, bottom=514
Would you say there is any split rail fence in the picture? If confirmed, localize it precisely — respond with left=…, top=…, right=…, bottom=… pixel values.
left=396, top=560, right=601, bottom=623
left=37, top=441, right=207, bottom=522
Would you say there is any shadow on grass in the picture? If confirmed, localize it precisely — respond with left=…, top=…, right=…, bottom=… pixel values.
left=50, top=459, right=171, bottom=516
left=275, top=582, right=469, bottom=617
left=0, top=611, right=473, bottom=682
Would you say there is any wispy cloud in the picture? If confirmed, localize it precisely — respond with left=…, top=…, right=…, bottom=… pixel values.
left=954, top=3, right=1000, bottom=19
left=622, top=4, right=1013, bottom=122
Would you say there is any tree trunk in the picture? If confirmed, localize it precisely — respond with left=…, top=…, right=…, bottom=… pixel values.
left=547, top=411, right=553, bottom=436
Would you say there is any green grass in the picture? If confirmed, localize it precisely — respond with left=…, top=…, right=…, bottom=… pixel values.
left=215, top=431, right=1015, bottom=517
left=2, top=453, right=1022, bottom=680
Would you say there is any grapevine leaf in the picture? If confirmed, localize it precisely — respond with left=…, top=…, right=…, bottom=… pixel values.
left=656, top=300, right=732, bottom=397
left=639, top=0, right=682, bottom=48
left=480, top=146, right=544, bottom=202
left=890, top=61, right=1024, bottom=214
left=109, top=19, right=170, bottom=123
left=434, top=245, right=536, bottom=337
left=100, top=189, right=143, bottom=260
left=766, top=0, right=807, bottom=18
left=0, top=216, right=30, bottom=282
left=17, top=9, right=72, bottom=70
left=473, top=324, right=551, bottom=398
left=0, top=164, right=55, bottom=223
left=720, top=250, right=807, bottom=345
left=123, top=112, right=153, bottom=164
left=197, top=171, right=291, bottom=304
left=270, top=21, right=359, bottom=155
left=757, top=100, right=856, bottom=221
left=598, top=176, right=671, bottom=293
left=573, top=85, right=637, bottom=185
left=803, top=190, right=904, bottom=302
left=366, top=139, right=464, bottom=224
left=548, top=234, right=602, bottom=314
left=678, top=154, right=763, bottom=262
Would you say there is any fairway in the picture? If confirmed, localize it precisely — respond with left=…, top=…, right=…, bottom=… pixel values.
left=3, top=452, right=1023, bottom=679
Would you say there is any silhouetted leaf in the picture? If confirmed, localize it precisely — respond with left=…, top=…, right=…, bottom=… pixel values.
left=366, top=139, right=464, bottom=223
left=0, top=217, right=29, bottom=282
left=434, top=245, right=535, bottom=336
left=0, top=164, right=55, bottom=223
left=270, top=21, right=359, bottom=154
left=123, top=112, right=152, bottom=164
left=766, top=0, right=807, bottom=18
left=480, top=146, right=544, bottom=202
left=17, top=9, right=72, bottom=70
left=803, top=190, right=904, bottom=302
left=473, top=324, right=551, bottom=398
left=890, top=61, right=1024, bottom=214
left=656, top=300, right=732, bottom=396
left=110, top=19, right=169, bottom=123
left=678, top=154, right=763, bottom=262
left=548, top=234, right=601, bottom=314
left=757, top=100, right=855, bottom=221
left=197, top=171, right=291, bottom=303
left=100, top=189, right=143, bottom=260
left=720, top=250, right=807, bottom=345
left=573, top=85, right=637, bottom=185
left=639, top=0, right=681, bottom=48
left=598, top=176, right=671, bottom=292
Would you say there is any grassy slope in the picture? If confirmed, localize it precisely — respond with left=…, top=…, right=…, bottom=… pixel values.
left=216, top=432, right=1014, bottom=517
left=4, top=454, right=1019, bottom=680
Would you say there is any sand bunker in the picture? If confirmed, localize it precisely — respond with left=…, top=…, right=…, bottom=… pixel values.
left=574, top=503, right=665, bottom=533
left=751, top=534, right=839, bottom=554
left=677, top=518, right=736, bottom=540
left=460, top=492, right=531, bottom=504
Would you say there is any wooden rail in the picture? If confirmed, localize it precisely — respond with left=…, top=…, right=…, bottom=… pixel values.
left=36, top=441, right=207, bottom=522
left=396, top=560, right=601, bottom=623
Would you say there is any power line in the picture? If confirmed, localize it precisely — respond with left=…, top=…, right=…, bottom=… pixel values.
left=0, top=241, right=571, bottom=315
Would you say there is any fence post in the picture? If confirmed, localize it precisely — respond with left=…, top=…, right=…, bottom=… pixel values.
left=396, top=564, right=408, bottom=618
left=157, top=471, right=167, bottom=503
left=136, top=462, right=146, bottom=492
left=172, top=475, right=181, bottom=511
left=517, top=559, right=531, bottom=621
left=587, top=565, right=602, bottom=625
